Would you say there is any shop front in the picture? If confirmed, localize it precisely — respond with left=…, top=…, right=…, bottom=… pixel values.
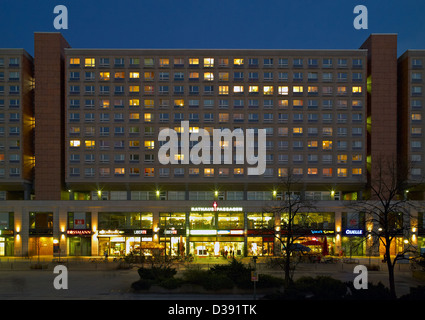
left=291, top=230, right=335, bottom=256
left=97, top=212, right=153, bottom=256
left=67, top=212, right=92, bottom=256
left=28, top=212, right=53, bottom=256
left=247, top=231, right=274, bottom=256
left=341, top=229, right=366, bottom=256
left=189, top=231, right=245, bottom=257
left=0, top=231, right=14, bottom=256
left=188, top=207, right=245, bottom=257
left=159, top=212, right=187, bottom=257
left=0, top=212, right=14, bottom=256
left=97, top=229, right=153, bottom=256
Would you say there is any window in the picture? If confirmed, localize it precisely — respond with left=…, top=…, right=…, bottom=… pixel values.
left=204, top=58, right=214, bottom=67
left=70, top=140, right=80, bottom=147
left=337, top=168, right=348, bottom=177
left=84, top=58, right=95, bottom=67
left=204, top=168, right=214, bottom=177
left=263, top=86, right=273, bottom=95
left=234, top=58, right=244, bottom=66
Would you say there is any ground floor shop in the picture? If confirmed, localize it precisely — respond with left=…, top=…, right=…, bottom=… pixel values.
left=0, top=201, right=422, bottom=258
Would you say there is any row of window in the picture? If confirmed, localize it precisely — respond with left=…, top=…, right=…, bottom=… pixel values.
left=66, top=153, right=364, bottom=165
left=68, top=138, right=364, bottom=150
left=68, top=70, right=364, bottom=82
left=68, top=125, right=364, bottom=137
left=67, top=166, right=364, bottom=178
left=67, top=98, right=364, bottom=109
left=68, top=57, right=364, bottom=69
left=67, top=112, right=365, bottom=123
left=0, top=58, right=20, bottom=67
left=0, top=72, right=20, bottom=81
left=67, top=84, right=364, bottom=96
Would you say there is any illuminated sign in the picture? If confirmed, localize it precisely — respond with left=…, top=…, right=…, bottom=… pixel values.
left=98, top=230, right=125, bottom=236
left=190, top=230, right=217, bottom=235
left=0, top=230, right=14, bottom=236
left=310, top=230, right=335, bottom=235
left=164, top=229, right=178, bottom=235
left=217, top=230, right=244, bottom=235
left=133, top=230, right=147, bottom=235
left=191, top=207, right=243, bottom=212
left=67, top=230, right=92, bottom=235
left=345, top=229, right=364, bottom=235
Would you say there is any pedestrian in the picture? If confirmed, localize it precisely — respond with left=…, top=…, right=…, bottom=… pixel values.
left=104, top=249, right=108, bottom=261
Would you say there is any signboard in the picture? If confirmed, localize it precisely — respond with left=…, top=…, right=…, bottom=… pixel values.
left=251, top=271, right=259, bottom=282
left=344, top=229, right=364, bottom=236
left=74, top=212, right=86, bottom=229
left=133, top=230, right=147, bottom=235
left=191, top=207, right=243, bottom=212
left=67, top=229, right=92, bottom=235
left=310, top=230, right=335, bottom=235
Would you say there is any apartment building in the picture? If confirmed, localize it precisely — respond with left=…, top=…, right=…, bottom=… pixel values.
left=0, top=33, right=422, bottom=259
left=0, top=49, right=34, bottom=201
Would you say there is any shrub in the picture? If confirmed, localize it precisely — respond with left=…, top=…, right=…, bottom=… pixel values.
left=137, top=265, right=177, bottom=281
left=345, top=281, right=392, bottom=300
left=158, top=277, right=185, bottom=290
left=131, top=279, right=155, bottom=290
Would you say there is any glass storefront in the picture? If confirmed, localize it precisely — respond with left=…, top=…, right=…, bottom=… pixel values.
left=247, top=237, right=274, bottom=256
left=189, top=240, right=244, bottom=257
left=0, top=236, right=14, bottom=256
left=98, top=235, right=154, bottom=256
left=28, top=237, right=53, bottom=256
left=68, top=236, right=91, bottom=256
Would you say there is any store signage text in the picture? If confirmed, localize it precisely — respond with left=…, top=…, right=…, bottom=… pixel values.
left=310, top=230, right=334, bottom=235
left=67, top=230, right=92, bottom=235
left=191, top=207, right=243, bottom=212
left=133, top=230, right=147, bottom=235
left=345, top=229, right=364, bottom=235
left=98, top=230, right=124, bottom=236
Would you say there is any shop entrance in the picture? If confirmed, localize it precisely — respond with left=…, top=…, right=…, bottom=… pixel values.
left=0, top=237, right=13, bottom=256
left=190, top=241, right=244, bottom=257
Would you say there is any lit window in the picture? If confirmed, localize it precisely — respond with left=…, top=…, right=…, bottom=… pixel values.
left=129, top=72, right=140, bottom=79
left=234, top=168, right=244, bottom=175
left=322, top=168, right=333, bottom=177
left=293, top=100, right=303, bottom=107
left=70, top=140, right=80, bottom=147
left=278, top=86, right=289, bottom=95
left=204, top=168, right=214, bottom=177
left=204, top=58, right=214, bottom=67
left=219, top=72, right=229, bottom=81
left=174, top=99, right=184, bottom=107
left=159, top=58, right=170, bottom=67
left=99, top=72, right=110, bottom=81
left=352, top=168, right=362, bottom=175
left=70, top=58, right=80, bottom=66
left=308, top=140, right=318, bottom=148
left=144, top=72, right=154, bottom=80
left=189, top=58, right=199, bottom=66
left=234, top=58, right=244, bottom=66
left=115, top=168, right=125, bottom=175
left=308, top=86, right=318, bottom=93
left=233, top=86, right=244, bottom=93
left=308, top=168, right=318, bottom=175
left=337, top=154, right=348, bottom=164
left=293, top=86, right=303, bottom=93
left=144, top=168, right=154, bottom=177
left=129, top=113, right=140, bottom=120
left=352, top=86, right=362, bottom=93
left=115, top=72, right=125, bottom=79
left=204, top=72, right=214, bottom=81
left=84, top=58, right=95, bottom=67
left=322, top=140, right=332, bottom=150
left=144, top=140, right=155, bottom=149
left=337, top=168, right=348, bottom=177
left=249, top=86, right=259, bottom=93
left=278, top=168, right=288, bottom=177
left=352, top=154, right=362, bottom=161
left=219, top=113, right=229, bottom=122
left=263, top=86, right=274, bottom=95
left=337, top=86, right=347, bottom=94
left=279, top=100, right=289, bottom=108
left=189, top=126, right=199, bottom=133
left=293, top=127, right=303, bottom=135
left=144, top=100, right=154, bottom=108
left=129, top=86, right=140, bottom=93
left=144, top=113, right=153, bottom=122
left=129, top=99, right=140, bottom=107
left=219, top=86, right=229, bottom=95
left=174, top=154, right=184, bottom=161
left=412, top=113, right=422, bottom=121
left=85, top=140, right=95, bottom=149
left=189, top=72, right=199, bottom=80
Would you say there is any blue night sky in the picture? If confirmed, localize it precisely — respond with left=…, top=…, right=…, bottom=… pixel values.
left=0, top=0, right=424, bottom=57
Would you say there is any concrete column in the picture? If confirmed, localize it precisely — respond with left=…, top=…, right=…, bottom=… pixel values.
left=91, top=209, right=99, bottom=256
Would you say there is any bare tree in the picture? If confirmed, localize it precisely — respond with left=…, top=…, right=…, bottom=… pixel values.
left=345, top=155, right=419, bottom=298
left=265, top=171, right=318, bottom=285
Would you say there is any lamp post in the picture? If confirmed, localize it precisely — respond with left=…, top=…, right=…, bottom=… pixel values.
left=252, top=256, right=258, bottom=300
